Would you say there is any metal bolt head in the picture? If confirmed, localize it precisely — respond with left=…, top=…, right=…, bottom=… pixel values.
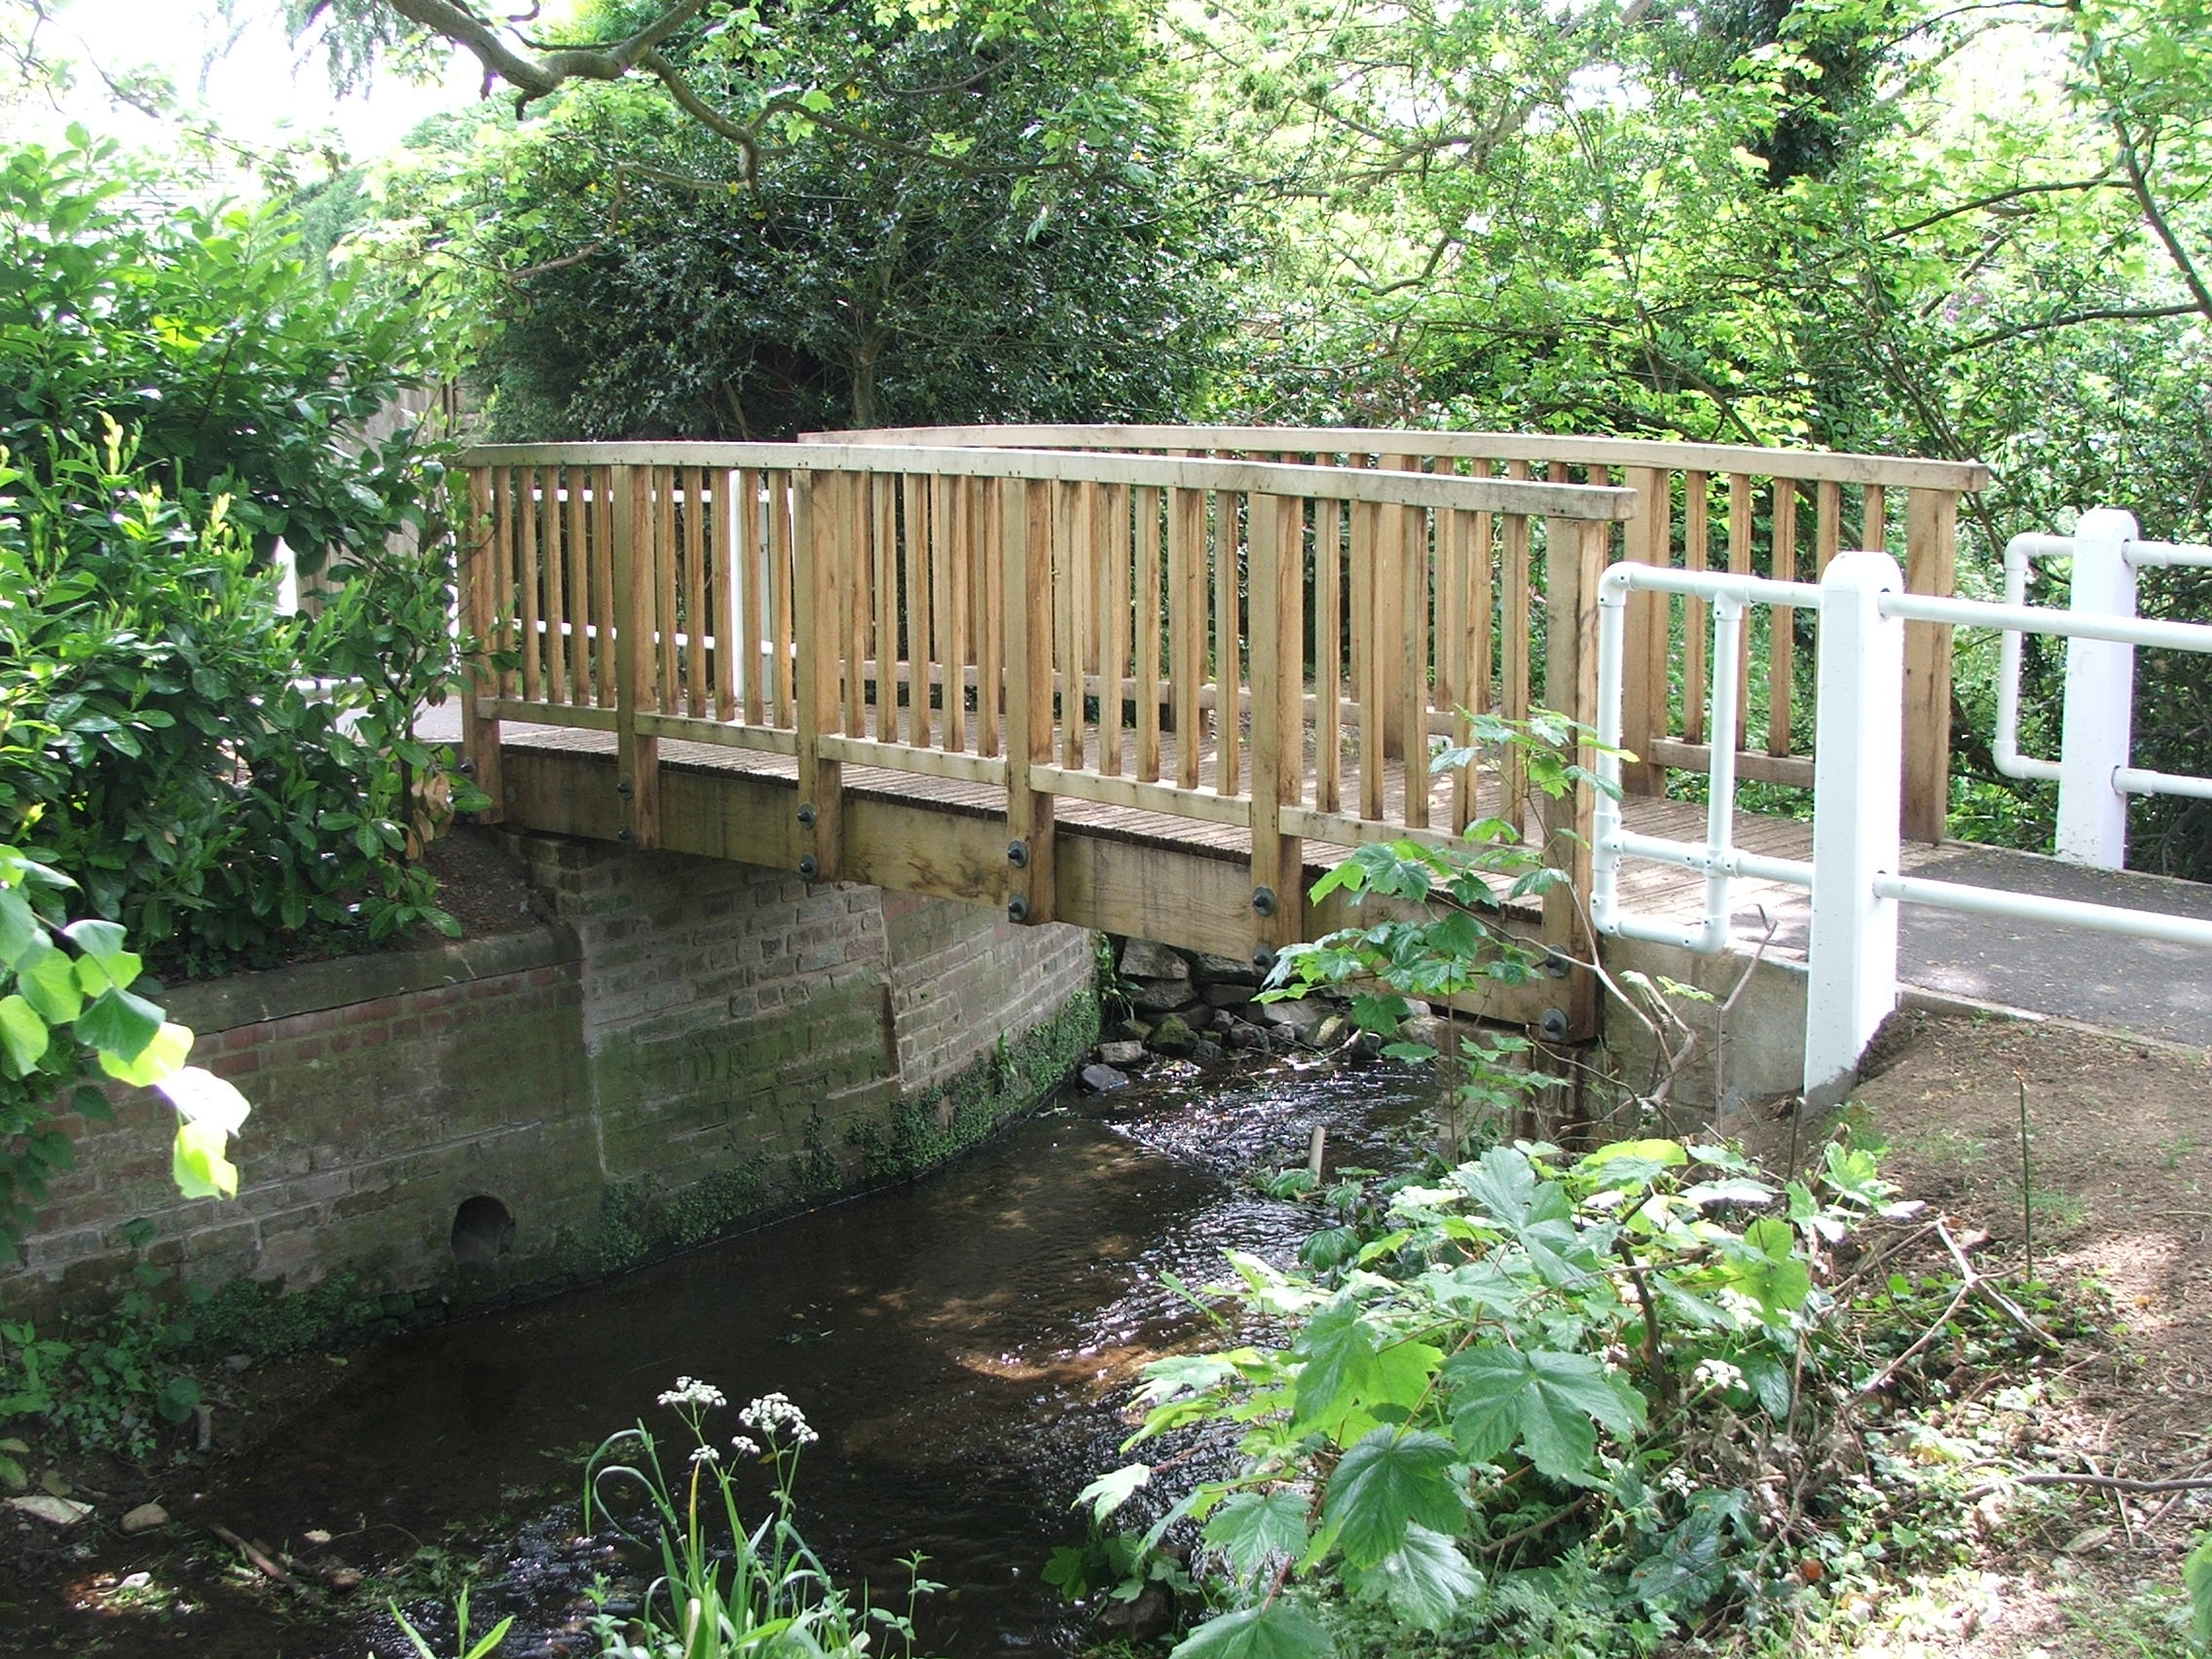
left=615, top=778, right=634, bottom=796
left=1540, top=1007, right=1570, bottom=1043
left=1251, top=886, right=1278, bottom=917
left=616, top=828, right=634, bottom=843
left=796, top=803, right=818, bottom=829
left=797, top=855, right=820, bottom=881
left=1007, top=839, right=1029, bottom=868
left=1251, top=945, right=1278, bottom=976
left=1007, top=894, right=1031, bottom=923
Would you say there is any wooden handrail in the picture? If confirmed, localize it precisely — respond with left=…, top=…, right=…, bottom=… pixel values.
left=801, top=424, right=1993, bottom=841
left=455, top=441, right=1636, bottom=1035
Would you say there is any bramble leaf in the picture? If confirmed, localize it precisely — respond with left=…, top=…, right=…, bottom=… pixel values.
left=1321, top=1426, right=1463, bottom=1567
left=1203, top=1490, right=1310, bottom=1579
left=1170, top=1603, right=1333, bottom=1659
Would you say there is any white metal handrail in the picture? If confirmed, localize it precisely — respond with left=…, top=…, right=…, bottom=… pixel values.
left=1592, top=548, right=2212, bottom=1106
left=1994, top=511, right=2212, bottom=866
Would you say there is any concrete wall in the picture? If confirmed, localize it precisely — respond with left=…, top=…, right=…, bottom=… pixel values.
left=2, top=837, right=1097, bottom=1320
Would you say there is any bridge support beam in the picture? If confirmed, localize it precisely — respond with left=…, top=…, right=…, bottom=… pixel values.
left=2054, top=508, right=2140, bottom=869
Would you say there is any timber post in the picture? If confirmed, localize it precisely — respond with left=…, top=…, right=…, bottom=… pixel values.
left=792, top=467, right=846, bottom=882
left=611, top=463, right=661, bottom=849
left=1541, top=515, right=1609, bottom=1042
left=458, top=465, right=505, bottom=823
left=1902, top=487, right=1959, bottom=844
left=1002, top=478, right=1056, bottom=923
left=1245, top=490, right=1306, bottom=959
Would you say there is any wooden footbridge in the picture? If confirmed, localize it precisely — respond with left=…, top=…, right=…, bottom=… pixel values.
left=454, top=426, right=1989, bottom=1047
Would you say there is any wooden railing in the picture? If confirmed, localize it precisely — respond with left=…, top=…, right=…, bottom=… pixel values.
left=456, top=442, right=1637, bottom=1021
left=810, top=427, right=1994, bottom=842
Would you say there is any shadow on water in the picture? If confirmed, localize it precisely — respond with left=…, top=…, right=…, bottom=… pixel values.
left=46, top=1054, right=1440, bottom=1658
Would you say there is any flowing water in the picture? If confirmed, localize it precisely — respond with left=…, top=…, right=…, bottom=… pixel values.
left=31, top=1053, right=1439, bottom=1658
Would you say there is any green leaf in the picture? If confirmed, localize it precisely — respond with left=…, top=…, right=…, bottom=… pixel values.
left=0, top=888, right=40, bottom=969
left=1349, top=1522, right=1483, bottom=1630
left=1723, top=1218, right=1813, bottom=1318
left=73, top=986, right=165, bottom=1061
left=98, top=1018, right=193, bottom=1088
left=16, top=939, right=83, bottom=1024
left=1293, top=1299, right=1382, bottom=1433
left=155, top=1066, right=250, bottom=1134
left=1203, top=1490, right=1310, bottom=1579
left=2185, top=1529, right=2212, bottom=1649
left=0, top=995, right=49, bottom=1074
left=1169, top=1602, right=1333, bottom=1659
left=1077, top=1461, right=1152, bottom=1523
left=171, top=1118, right=239, bottom=1198
left=1452, top=1148, right=1594, bottom=1284
left=1320, top=1426, right=1464, bottom=1568
left=1444, top=1346, right=1644, bottom=1484
left=1575, top=1138, right=1687, bottom=1191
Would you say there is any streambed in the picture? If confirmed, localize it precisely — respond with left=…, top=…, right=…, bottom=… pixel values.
left=25, top=1054, right=1439, bottom=1657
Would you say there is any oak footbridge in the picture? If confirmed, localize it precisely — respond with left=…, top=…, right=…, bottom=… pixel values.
left=453, top=425, right=2212, bottom=1101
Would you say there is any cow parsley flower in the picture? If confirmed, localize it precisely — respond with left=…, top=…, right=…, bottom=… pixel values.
left=739, top=1391, right=821, bottom=1445
left=658, top=1377, right=727, bottom=1410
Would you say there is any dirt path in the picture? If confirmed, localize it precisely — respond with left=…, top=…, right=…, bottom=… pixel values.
left=1772, top=1011, right=2212, bottom=1656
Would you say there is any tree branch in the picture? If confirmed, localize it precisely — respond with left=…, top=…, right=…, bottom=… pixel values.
left=1881, top=175, right=2120, bottom=240
left=2114, top=116, right=2212, bottom=321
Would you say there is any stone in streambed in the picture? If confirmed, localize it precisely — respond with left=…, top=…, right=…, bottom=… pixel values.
left=1148, top=1014, right=1200, bottom=1056
left=1193, top=1039, right=1227, bottom=1062
left=1080, top=1063, right=1129, bottom=1093
left=1118, top=939, right=1190, bottom=980
left=1261, top=999, right=1330, bottom=1038
left=1224, top=1021, right=1272, bottom=1051
left=1097, top=1041, right=1148, bottom=1067
left=1108, top=1017, right=1154, bottom=1044
left=1189, top=951, right=1260, bottom=986
left=1126, top=977, right=1197, bottom=1014
left=120, top=1502, right=168, bottom=1535
left=1312, top=1014, right=1349, bottom=1050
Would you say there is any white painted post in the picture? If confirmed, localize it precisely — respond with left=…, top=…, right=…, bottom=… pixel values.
left=2054, top=508, right=2140, bottom=869
left=1803, top=551, right=1906, bottom=1109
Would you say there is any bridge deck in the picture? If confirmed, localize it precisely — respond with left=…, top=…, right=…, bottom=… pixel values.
left=456, top=715, right=2212, bottom=1049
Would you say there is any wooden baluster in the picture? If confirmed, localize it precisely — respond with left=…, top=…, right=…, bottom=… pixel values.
left=1500, top=465, right=1532, bottom=829
left=1314, top=498, right=1343, bottom=817
left=1056, top=482, right=1083, bottom=767
left=980, top=478, right=1004, bottom=758
left=1214, top=489, right=1241, bottom=796
left=949, top=477, right=975, bottom=753
left=518, top=466, right=542, bottom=703
left=1401, top=504, right=1431, bottom=829
left=460, top=467, right=503, bottom=822
left=1863, top=484, right=1887, bottom=554
left=1769, top=480, right=1798, bottom=757
left=770, top=469, right=796, bottom=727
left=794, top=468, right=842, bottom=878
left=1618, top=466, right=1668, bottom=793
left=1683, top=470, right=1709, bottom=747
left=1171, top=486, right=1204, bottom=790
left=841, top=471, right=867, bottom=737
left=1540, top=514, right=1608, bottom=1040
left=1376, top=454, right=1417, bottom=759
left=866, top=475, right=892, bottom=740
left=1817, top=479, right=1842, bottom=576
left=1101, top=482, right=1129, bottom=776
left=683, top=466, right=708, bottom=717
left=1005, top=479, right=1056, bottom=922
left=1135, top=484, right=1162, bottom=783
left=901, top=474, right=928, bottom=748
left=1443, top=507, right=1476, bottom=831
left=933, top=468, right=960, bottom=752
left=1352, top=497, right=1381, bottom=820
left=649, top=467, right=675, bottom=714
left=712, top=470, right=736, bottom=721
left=736, top=469, right=763, bottom=726
left=1903, top=488, right=1959, bottom=842
left=1247, top=490, right=1304, bottom=952
left=543, top=466, right=569, bottom=705
left=593, top=468, right=616, bottom=709
left=1727, top=472, right=1752, bottom=743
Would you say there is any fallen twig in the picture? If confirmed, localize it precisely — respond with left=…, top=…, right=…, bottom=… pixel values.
left=207, top=1522, right=293, bottom=1585
left=1934, top=1219, right=2062, bottom=1351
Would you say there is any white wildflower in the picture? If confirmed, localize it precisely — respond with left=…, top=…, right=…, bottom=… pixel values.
left=657, top=1377, right=727, bottom=1410
left=739, top=1391, right=821, bottom=1445
left=1693, top=1357, right=1745, bottom=1392
left=730, top=1435, right=761, bottom=1457
left=690, top=1444, right=721, bottom=1465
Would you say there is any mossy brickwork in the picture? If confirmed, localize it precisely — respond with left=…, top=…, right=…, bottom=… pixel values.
left=3, top=840, right=1097, bottom=1319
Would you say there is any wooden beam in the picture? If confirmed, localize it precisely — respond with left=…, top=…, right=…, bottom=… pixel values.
left=1004, top=479, right=1056, bottom=922
left=612, top=464, right=660, bottom=848
left=1903, top=488, right=1959, bottom=844
left=1541, top=514, right=1608, bottom=1041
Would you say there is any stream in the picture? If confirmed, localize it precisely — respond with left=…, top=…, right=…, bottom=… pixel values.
left=30, top=1053, right=1439, bottom=1658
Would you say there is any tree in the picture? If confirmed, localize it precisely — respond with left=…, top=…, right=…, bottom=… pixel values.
left=358, top=3, right=1233, bottom=436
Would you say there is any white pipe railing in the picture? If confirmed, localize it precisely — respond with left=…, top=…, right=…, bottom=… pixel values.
left=1992, top=511, right=2212, bottom=864
left=1591, top=545, right=2212, bottom=1106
